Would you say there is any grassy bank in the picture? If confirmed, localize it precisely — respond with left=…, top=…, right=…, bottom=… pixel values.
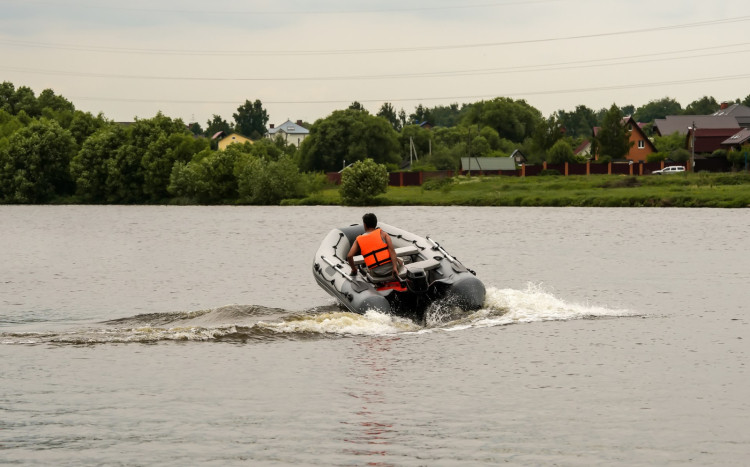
left=294, top=172, right=750, bottom=208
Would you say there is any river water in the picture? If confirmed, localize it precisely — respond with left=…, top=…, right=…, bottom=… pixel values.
left=1, top=206, right=748, bottom=466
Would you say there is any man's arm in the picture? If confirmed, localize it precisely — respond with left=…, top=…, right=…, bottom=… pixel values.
left=346, top=239, right=360, bottom=275
left=382, top=231, right=400, bottom=276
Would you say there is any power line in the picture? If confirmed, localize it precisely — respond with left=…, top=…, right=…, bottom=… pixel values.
left=4, top=42, right=749, bottom=82
left=69, top=73, right=750, bottom=106
left=13, top=0, right=562, bottom=16
left=2, top=15, right=749, bottom=56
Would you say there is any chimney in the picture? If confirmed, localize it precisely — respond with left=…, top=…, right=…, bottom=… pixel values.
left=270, top=123, right=274, bottom=129
left=720, top=102, right=730, bottom=110
left=296, top=120, right=303, bottom=126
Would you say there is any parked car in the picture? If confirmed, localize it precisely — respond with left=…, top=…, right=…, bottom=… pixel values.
left=652, top=165, right=685, bottom=175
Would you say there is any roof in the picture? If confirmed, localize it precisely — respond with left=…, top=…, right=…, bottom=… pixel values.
left=712, top=103, right=750, bottom=117
left=720, top=128, right=750, bottom=146
left=211, top=131, right=226, bottom=140
left=574, top=140, right=591, bottom=155
left=460, top=157, right=517, bottom=171
left=653, top=115, right=739, bottom=136
left=268, top=120, right=309, bottom=135
left=689, top=128, right=742, bottom=153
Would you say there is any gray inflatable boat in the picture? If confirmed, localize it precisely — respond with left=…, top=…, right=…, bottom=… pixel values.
left=313, top=222, right=486, bottom=323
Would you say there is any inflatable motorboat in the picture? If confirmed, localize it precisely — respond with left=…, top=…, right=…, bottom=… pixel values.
left=313, top=223, right=486, bottom=323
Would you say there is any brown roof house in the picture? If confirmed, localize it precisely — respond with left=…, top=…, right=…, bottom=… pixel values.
left=594, top=116, right=656, bottom=162
left=720, top=128, right=750, bottom=151
left=686, top=127, right=741, bottom=154
left=713, top=102, right=750, bottom=128
left=653, top=115, right=739, bottom=137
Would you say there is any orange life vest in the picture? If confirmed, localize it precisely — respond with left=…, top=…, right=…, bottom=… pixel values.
left=358, top=228, right=392, bottom=270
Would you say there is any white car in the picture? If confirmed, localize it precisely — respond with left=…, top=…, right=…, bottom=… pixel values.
left=652, top=165, right=685, bottom=175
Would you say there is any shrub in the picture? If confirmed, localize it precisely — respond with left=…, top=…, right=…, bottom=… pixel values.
left=339, top=158, right=388, bottom=205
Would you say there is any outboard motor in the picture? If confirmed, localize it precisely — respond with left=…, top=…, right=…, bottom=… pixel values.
left=405, top=267, right=429, bottom=293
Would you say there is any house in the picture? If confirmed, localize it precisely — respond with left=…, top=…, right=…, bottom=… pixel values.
left=653, top=115, right=739, bottom=137
left=720, top=128, right=750, bottom=151
left=510, top=149, right=527, bottom=164
left=713, top=102, right=750, bottom=128
left=574, top=140, right=592, bottom=159
left=460, top=157, right=517, bottom=171
left=686, top=127, right=741, bottom=154
left=267, top=119, right=309, bottom=147
left=218, top=133, right=253, bottom=150
left=593, top=116, right=656, bottom=162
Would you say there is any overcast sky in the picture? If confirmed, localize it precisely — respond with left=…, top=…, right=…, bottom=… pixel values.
left=2, top=0, right=749, bottom=127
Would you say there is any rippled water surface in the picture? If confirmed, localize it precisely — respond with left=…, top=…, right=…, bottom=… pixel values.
left=1, top=206, right=748, bottom=466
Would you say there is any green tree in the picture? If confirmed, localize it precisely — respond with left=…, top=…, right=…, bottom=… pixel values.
left=409, top=104, right=433, bottom=124
left=742, top=95, right=750, bottom=107
left=685, top=96, right=719, bottom=115
left=238, top=154, right=306, bottom=204
left=429, top=103, right=467, bottom=127
left=298, top=109, right=400, bottom=172
left=462, top=97, right=543, bottom=143
left=37, top=88, right=74, bottom=114
left=595, top=104, right=631, bottom=159
left=68, top=111, right=107, bottom=147
left=205, top=114, right=232, bottom=137
left=13, top=86, right=40, bottom=118
left=547, top=139, right=575, bottom=164
left=70, top=125, right=126, bottom=202
left=169, top=147, right=245, bottom=203
left=376, top=102, right=401, bottom=131
left=233, top=99, right=268, bottom=139
left=142, top=132, right=208, bottom=201
left=532, top=115, right=565, bottom=154
left=633, top=97, right=683, bottom=123
left=555, top=105, right=597, bottom=139
left=653, top=131, right=685, bottom=153
left=398, top=124, right=432, bottom=163
left=348, top=101, right=367, bottom=112
left=188, top=122, right=203, bottom=136
left=0, top=119, right=75, bottom=202
left=339, top=158, right=388, bottom=205
left=106, top=113, right=189, bottom=203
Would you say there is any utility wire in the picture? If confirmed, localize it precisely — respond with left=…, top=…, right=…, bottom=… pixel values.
left=69, top=73, right=750, bottom=105
left=3, top=43, right=749, bottom=82
left=1, top=15, right=749, bottom=56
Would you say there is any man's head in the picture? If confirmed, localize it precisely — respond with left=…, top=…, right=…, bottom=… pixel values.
left=362, top=213, right=377, bottom=229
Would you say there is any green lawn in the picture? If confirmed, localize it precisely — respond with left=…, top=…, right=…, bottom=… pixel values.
left=293, top=172, right=750, bottom=208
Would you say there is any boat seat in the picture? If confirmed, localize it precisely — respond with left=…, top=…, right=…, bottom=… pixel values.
left=405, top=258, right=441, bottom=273
left=352, top=245, right=419, bottom=266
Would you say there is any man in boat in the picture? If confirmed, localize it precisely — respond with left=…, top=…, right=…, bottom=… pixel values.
left=347, top=213, right=404, bottom=280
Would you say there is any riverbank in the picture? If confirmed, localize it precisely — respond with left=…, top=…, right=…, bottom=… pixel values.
left=295, top=172, right=750, bottom=208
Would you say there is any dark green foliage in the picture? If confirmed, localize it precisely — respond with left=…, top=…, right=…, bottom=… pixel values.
left=233, top=99, right=269, bottom=140
left=596, top=104, right=631, bottom=160
left=547, top=139, right=575, bottom=164
left=70, top=124, right=126, bottom=202
left=685, top=96, right=719, bottom=115
left=298, top=109, right=400, bottom=172
left=634, top=97, right=683, bottom=123
left=339, top=158, right=388, bottom=205
left=0, top=119, right=75, bottom=202
left=462, top=97, right=543, bottom=143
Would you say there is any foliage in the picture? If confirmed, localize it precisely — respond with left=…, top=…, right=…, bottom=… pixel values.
left=142, top=132, right=209, bottom=201
left=298, top=109, right=400, bottom=172
left=532, top=115, right=565, bottom=155
left=238, top=154, right=306, bottom=204
left=429, top=103, right=467, bottom=127
left=70, top=124, right=126, bottom=202
left=376, top=102, right=401, bottom=131
left=547, top=139, right=575, bottom=164
left=685, top=96, right=719, bottom=115
left=233, top=99, right=269, bottom=140
left=670, top=148, right=691, bottom=163
left=653, top=131, right=685, bottom=153
left=348, top=101, right=367, bottom=112
left=462, top=97, right=543, bottom=142
left=205, top=114, right=233, bottom=137
left=398, top=124, right=432, bottom=163
left=646, top=152, right=667, bottom=163
left=339, top=158, right=388, bottom=205
left=555, top=105, right=598, bottom=139
left=596, top=104, right=631, bottom=160
left=634, top=97, right=683, bottom=123
left=409, top=104, right=433, bottom=124
left=0, top=119, right=76, bottom=202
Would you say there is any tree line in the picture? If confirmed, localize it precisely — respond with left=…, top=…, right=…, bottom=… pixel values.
left=1, top=81, right=748, bottom=204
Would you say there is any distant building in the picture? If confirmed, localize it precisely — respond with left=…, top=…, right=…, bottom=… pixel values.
left=218, top=133, right=253, bottom=150
left=267, top=120, right=309, bottom=147
left=593, top=116, right=656, bottom=162
left=713, top=102, right=750, bottom=128
left=653, top=115, right=739, bottom=137
left=720, top=128, right=750, bottom=151
left=687, top=127, right=744, bottom=154
left=460, top=157, right=517, bottom=171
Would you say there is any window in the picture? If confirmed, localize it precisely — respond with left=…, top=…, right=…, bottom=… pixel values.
left=638, top=140, right=645, bottom=149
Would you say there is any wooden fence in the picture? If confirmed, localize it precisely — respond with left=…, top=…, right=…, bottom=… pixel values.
left=326, top=159, right=732, bottom=187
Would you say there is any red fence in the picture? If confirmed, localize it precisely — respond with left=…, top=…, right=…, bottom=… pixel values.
left=325, top=159, right=732, bottom=186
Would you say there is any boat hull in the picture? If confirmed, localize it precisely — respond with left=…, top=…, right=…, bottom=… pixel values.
left=313, top=223, right=486, bottom=323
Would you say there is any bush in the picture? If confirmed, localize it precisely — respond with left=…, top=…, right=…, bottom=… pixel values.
left=422, top=176, right=455, bottom=192
left=339, top=158, right=388, bottom=205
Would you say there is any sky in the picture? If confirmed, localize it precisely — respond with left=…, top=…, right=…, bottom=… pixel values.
left=2, top=0, right=750, bottom=127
